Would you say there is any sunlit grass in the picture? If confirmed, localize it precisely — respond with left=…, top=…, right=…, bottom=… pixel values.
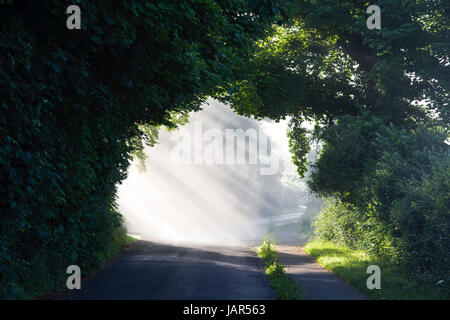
left=257, top=239, right=303, bottom=300
left=304, top=240, right=449, bottom=300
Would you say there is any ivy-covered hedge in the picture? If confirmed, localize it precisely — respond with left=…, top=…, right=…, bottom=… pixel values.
left=0, top=0, right=283, bottom=299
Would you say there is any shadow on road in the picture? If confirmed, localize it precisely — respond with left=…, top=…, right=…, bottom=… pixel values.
left=66, top=240, right=275, bottom=300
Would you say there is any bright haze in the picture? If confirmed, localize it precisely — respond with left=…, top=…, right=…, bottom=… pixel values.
left=117, top=99, right=307, bottom=245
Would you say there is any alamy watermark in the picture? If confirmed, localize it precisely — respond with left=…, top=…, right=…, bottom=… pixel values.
left=170, top=121, right=279, bottom=176
left=367, top=5, right=381, bottom=30
left=366, top=265, right=381, bottom=289
left=64, top=4, right=380, bottom=31
left=66, top=265, right=81, bottom=290
left=66, top=5, right=81, bottom=30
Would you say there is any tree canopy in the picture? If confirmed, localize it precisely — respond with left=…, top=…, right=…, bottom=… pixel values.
left=221, top=0, right=449, bottom=275
left=221, top=0, right=449, bottom=126
left=0, top=0, right=284, bottom=298
left=1, top=0, right=448, bottom=298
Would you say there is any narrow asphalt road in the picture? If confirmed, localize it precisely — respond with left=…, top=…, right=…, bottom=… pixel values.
left=273, top=223, right=367, bottom=300
left=275, top=245, right=368, bottom=300
left=67, top=240, right=275, bottom=300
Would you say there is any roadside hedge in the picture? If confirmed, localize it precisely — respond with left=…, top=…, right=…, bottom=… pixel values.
left=0, top=0, right=283, bottom=298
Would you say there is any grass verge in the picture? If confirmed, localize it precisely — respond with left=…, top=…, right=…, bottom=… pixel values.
left=257, top=239, right=303, bottom=300
left=96, top=226, right=138, bottom=266
left=303, top=239, right=449, bottom=300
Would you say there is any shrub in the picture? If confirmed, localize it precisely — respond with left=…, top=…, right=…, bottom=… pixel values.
left=311, top=117, right=449, bottom=275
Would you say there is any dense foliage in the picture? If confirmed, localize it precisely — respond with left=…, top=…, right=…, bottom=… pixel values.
left=0, top=0, right=283, bottom=298
left=313, top=124, right=449, bottom=274
left=223, top=0, right=449, bottom=276
left=1, top=0, right=448, bottom=299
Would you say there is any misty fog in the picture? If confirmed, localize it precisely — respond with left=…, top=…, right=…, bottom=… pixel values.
left=117, top=99, right=313, bottom=245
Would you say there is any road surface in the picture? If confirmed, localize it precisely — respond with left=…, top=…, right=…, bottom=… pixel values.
left=66, top=216, right=367, bottom=300
left=275, top=245, right=368, bottom=300
left=67, top=240, right=275, bottom=300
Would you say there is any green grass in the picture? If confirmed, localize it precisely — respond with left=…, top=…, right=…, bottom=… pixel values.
left=96, top=227, right=138, bottom=266
left=257, top=239, right=303, bottom=300
left=303, top=240, right=449, bottom=300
